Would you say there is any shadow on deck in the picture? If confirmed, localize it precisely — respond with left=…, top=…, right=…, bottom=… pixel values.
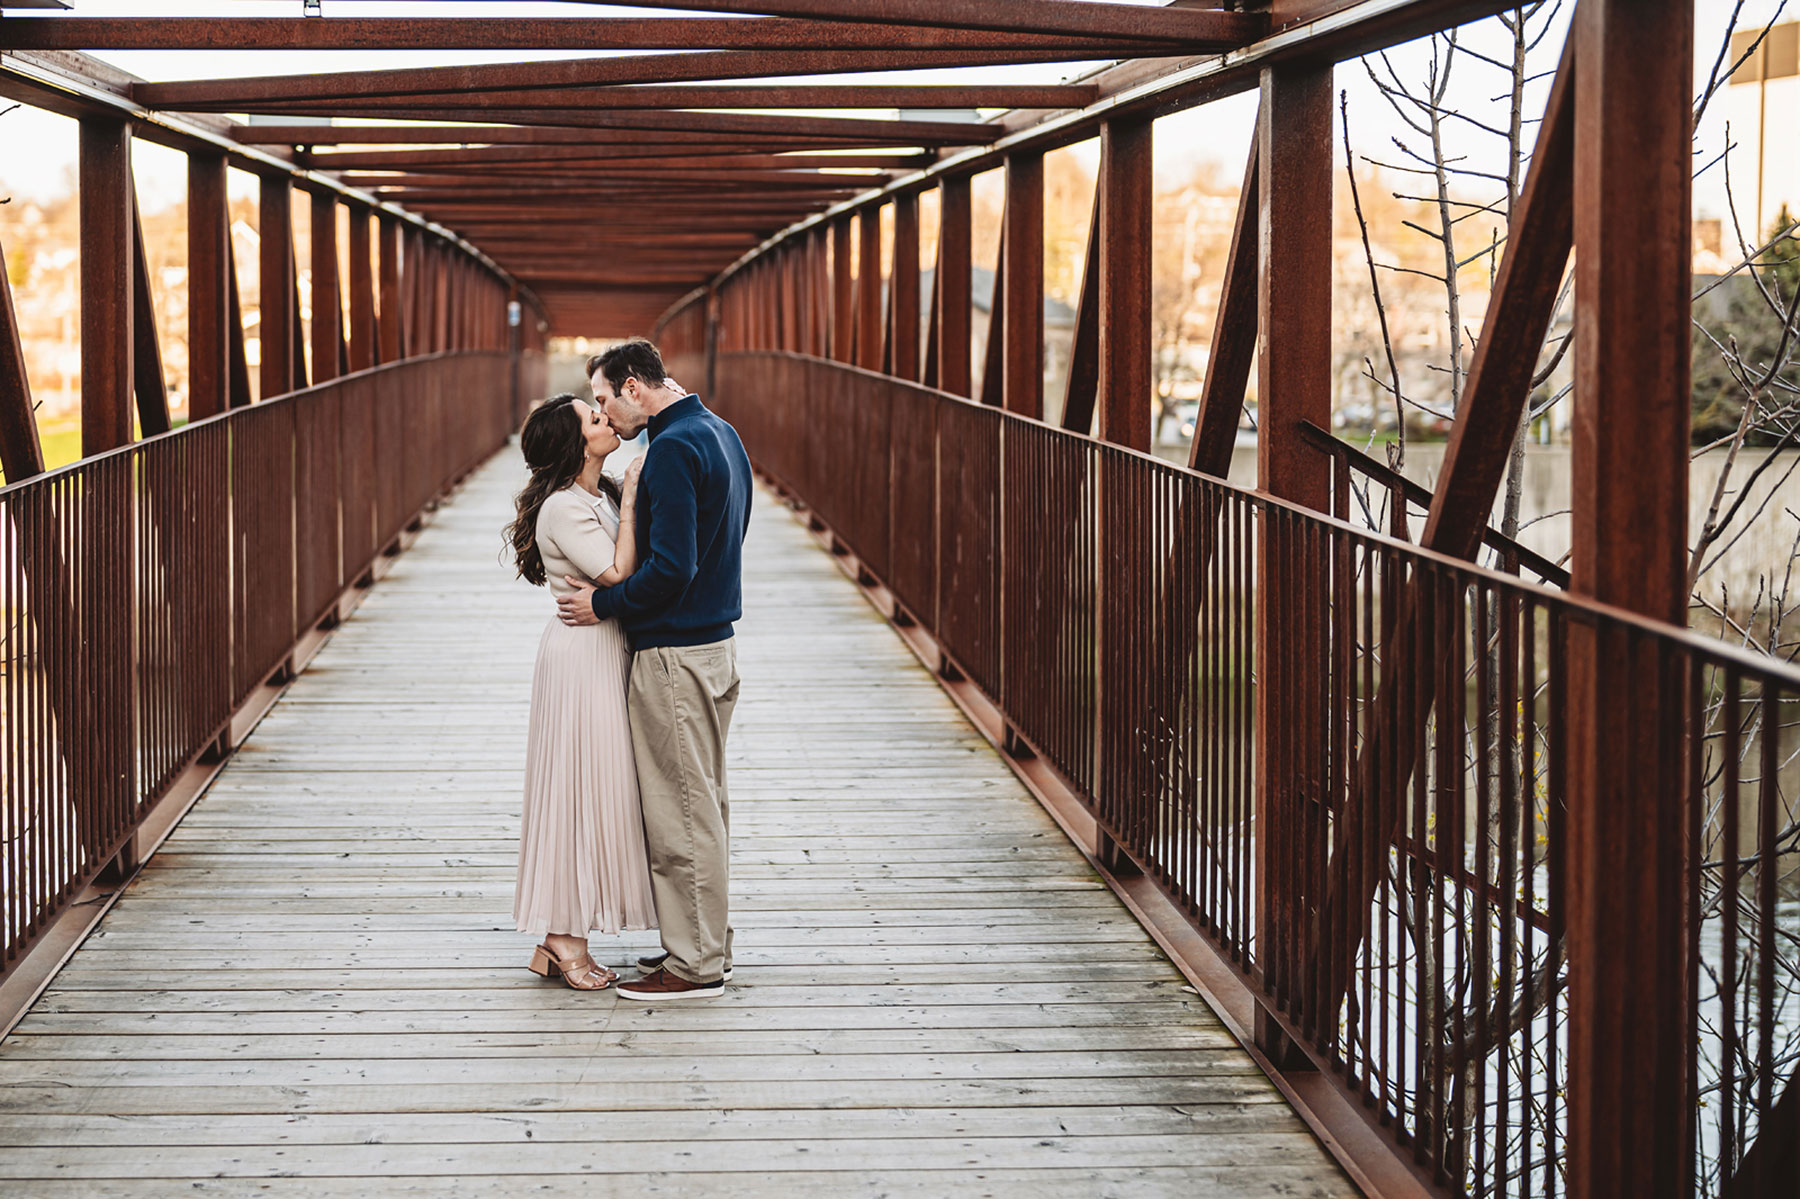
left=0, top=446, right=1355, bottom=1198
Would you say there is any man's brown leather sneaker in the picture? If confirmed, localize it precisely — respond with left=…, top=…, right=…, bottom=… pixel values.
left=617, top=967, right=725, bottom=1001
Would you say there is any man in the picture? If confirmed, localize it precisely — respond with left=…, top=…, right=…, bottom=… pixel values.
left=557, top=338, right=751, bottom=1001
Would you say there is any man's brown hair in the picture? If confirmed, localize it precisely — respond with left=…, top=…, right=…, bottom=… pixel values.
left=588, top=338, right=668, bottom=395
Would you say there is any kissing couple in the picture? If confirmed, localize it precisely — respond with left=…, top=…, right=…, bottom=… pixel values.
left=503, top=338, right=752, bottom=1000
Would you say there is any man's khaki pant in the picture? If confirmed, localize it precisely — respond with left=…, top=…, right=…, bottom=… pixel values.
left=628, top=639, right=739, bottom=984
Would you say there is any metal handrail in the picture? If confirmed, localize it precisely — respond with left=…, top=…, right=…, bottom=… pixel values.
left=1296, top=419, right=1573, bottom=588
left=709, top=349, right=1800, bottom=1198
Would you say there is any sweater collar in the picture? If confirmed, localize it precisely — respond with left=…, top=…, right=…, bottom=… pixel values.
left=646, top=394, right=702, bottom=441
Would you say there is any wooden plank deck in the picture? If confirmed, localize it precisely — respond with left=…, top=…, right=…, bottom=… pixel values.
left=0, top=446, right=1356, bottom=1198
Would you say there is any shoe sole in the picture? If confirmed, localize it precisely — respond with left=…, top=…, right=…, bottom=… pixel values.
left=637, top=960, right=732, bottom=982
left=617, top=983, right=724, bottom=1002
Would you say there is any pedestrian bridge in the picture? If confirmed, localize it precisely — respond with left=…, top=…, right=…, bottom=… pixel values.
left=0, top=441, right=1353, bottom=1198
left=3, top=5, right=1795, bottom=1197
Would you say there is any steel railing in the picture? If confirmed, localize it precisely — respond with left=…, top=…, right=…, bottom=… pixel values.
left=712, top=350, right=1800, bottom=1199
left=0, top=351, right=516, bottom=981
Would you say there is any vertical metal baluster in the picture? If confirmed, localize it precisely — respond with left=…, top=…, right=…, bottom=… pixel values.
left=1545, top=607, right=1566, bottom=1199
left=1409, top=560, right=1430, bottom=1151
left=1756, top=687, right=1777, bottom=1139
left=1326, top=497, right=1348, bottom=1066
left=1496, top=587, right=1520, bottom=1198
left=65, top=471, right=79, bottom=893
left=1426, top=568, right=1453, bottom=1174
left=1243, top=497, right=1254, bottom=960
left=1448, top=576, right=1470, bottom=1184
left=1203, top=484, right=1218, bottom=927
left=1682, top=644, right=1702, bottom=1199
left=5, top=499, right=16, bottom=955
left=1720, top=671, right=1741, bottom=1179
left=1376, top=541, right=1396, bottom=1121
left=1518, top=594, right=1539, bottom=1188
left=1221, top=494, right=1235, bottom=949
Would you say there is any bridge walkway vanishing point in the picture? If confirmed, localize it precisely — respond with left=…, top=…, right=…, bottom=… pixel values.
left=0, top=445, right=1354, bottom=1198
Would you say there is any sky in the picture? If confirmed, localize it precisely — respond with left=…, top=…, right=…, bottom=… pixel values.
left=0, top=1, right=1789, bottom=225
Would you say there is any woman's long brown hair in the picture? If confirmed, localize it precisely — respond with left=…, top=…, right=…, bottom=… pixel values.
left=506, top=394, right=621, bottom=586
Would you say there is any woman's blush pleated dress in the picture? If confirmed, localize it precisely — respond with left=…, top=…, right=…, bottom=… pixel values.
left=515, top=485, right=658, bottom=937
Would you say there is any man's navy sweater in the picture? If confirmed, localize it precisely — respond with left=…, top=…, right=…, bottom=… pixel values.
left=590, top=394, right=752, bottom=649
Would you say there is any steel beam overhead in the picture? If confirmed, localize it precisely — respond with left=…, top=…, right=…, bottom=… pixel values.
left=302, top=145, right=929, bottom=169
left=261, top=84, right=1096, bottom=111
left=241, top=84, right=1091, bottom=113
left=0, top=17, right=1197, bottom=53
left=239, top=109, right=999, bottom=145
left=567, top=0, right=1265, bottom=43
left=131, top=49, right=1150, bottom=109
left=330, top=157, right=921, bottom=177
left=366, top=185, right=870, bottom=203
left=338, top=170, right=899, bottom=189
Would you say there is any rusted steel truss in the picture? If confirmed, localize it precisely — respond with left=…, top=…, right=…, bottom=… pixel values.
left=0, top=2, right=1772, bottom=1196
left=641, top=5, right=1748, bottom=1199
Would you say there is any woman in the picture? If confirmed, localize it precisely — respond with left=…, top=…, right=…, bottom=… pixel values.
left=505, top=394, right=657, bottom=989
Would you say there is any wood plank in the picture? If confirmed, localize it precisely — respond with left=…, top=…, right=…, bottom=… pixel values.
left=0, top=1076, right=1284, bottom=1117
left=0, top=1104, right=1304, bottom=1145
left=0, top=1170, right=1352, bottom=1199
left=79, top=922, right=1155, bottom=946
left=15, top=1001, right=1222, bottom=1036
left=0, top=1134, right=1333, bottom=1177
left=0, top=1025, right=1236, bottom=1061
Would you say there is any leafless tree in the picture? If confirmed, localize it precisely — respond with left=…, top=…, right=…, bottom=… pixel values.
left=1336, top=6, right=1800, bottom=1195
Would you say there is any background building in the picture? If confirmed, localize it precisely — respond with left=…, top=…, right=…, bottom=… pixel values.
left=1726, top=20, right=1800, bottom=239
